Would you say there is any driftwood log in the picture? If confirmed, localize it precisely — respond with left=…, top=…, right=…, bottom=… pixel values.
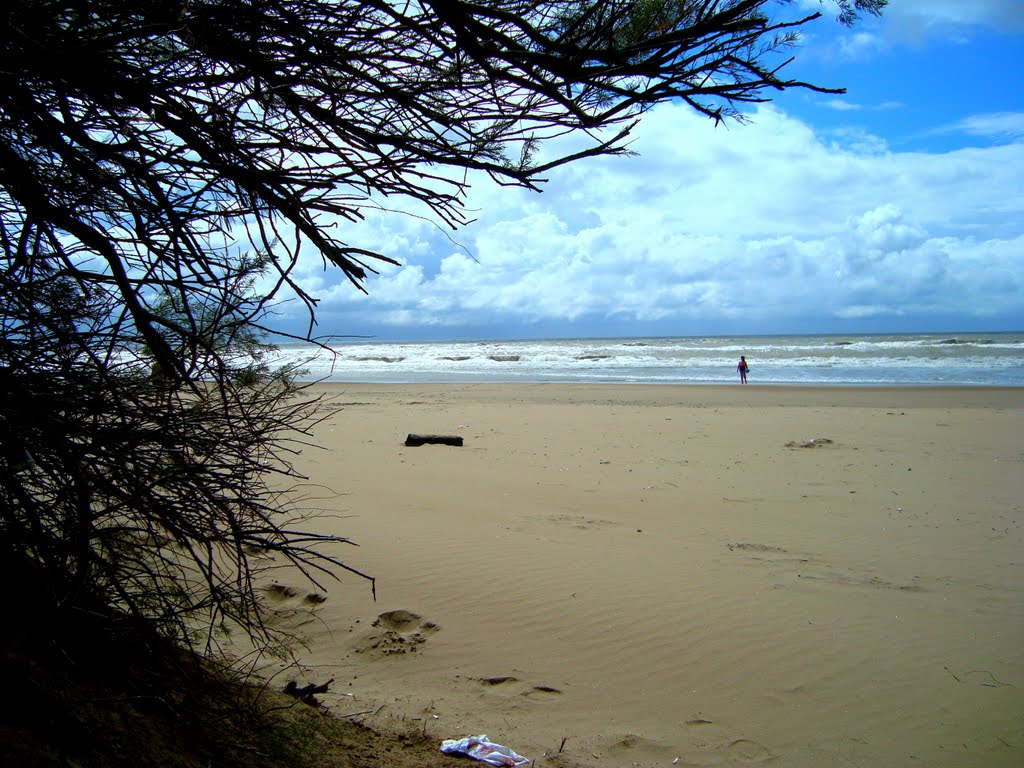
left=284, top=678, right=334, bottom=707
left=405, top=434, right=463, bottom=447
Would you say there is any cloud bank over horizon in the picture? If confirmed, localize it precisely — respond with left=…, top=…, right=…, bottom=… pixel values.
left=271, top=4, right=1024, bottom=341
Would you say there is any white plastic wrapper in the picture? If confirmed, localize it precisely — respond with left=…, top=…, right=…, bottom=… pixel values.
left=440, top=734, right=530, bottom=766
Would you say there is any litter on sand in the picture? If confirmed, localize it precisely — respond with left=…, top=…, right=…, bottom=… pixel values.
left=440, top=735, right=529, bottom=767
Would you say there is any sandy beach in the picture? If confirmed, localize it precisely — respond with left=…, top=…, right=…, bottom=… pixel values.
left=264, top=384, right=1024, bottom=768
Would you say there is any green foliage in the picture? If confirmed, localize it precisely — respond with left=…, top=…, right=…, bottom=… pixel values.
left=143, top=254, right=284, bottom=387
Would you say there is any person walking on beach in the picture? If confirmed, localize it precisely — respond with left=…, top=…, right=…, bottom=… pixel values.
left=737, top=355, right=749, bottom=384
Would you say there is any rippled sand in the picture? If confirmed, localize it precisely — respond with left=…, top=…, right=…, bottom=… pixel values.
left=266, top=384, right=1024, bottom=768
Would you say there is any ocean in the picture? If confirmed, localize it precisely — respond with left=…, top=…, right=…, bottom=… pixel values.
left=266, top=332, right=1024, bottom=387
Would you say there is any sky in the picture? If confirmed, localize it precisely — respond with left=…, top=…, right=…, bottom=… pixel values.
left=274, top=0, right=1024, bottom=341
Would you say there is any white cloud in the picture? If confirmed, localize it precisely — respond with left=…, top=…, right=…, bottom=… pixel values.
left=797, top=0, right=1023, bottom=60
left=822, top=98, right=862, bottom=112
left=805, top=0, right=1024, bottom=34
left=838, top=29, right=885, bottom=57
left=822, top=99, right=903, bottom=113
left=294, top=101, right=1021, bottom=335
left=892, top=0, right=1024, bottom=32
left=939, top=112, right=1024, bottom=141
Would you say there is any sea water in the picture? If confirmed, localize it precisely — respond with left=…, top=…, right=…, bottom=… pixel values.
left=265, top=332, right=1024, bottom=387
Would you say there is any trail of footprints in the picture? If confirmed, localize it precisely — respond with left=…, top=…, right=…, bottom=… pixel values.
left=261, top=585, right=442, bottom=655
left=263, top=585, right=781, bottom=765
left=726, top=542, right=922, bottom=592
left=461, top=674, right=564, bottom=698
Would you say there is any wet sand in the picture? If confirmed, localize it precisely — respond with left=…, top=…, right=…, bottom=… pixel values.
left=266, top=384, right=1024, bottom=768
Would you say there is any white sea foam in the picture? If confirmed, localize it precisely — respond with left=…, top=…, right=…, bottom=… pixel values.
left=259, top=333, right=1024, bottom=387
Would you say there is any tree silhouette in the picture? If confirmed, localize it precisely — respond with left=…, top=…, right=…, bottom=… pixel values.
left=0, top=0, right=885, bottom=652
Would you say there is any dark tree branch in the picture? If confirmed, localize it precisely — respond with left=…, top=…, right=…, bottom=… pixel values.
left=0, top=0, right=885, bottom=656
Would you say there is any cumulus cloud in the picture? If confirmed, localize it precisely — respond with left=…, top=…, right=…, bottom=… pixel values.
left=892, top=0, right=1024, bottom=33
left=794, top=0, right=1023, bottom=61
left=281, top=101, right=1021, bottom=337
left=237, top=1, right=1020, bottom=340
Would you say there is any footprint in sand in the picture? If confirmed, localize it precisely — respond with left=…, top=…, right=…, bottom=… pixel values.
left=354, top=610, right=440, bottom=656
left=606, top=734, right=675, bottom=761
left=477, top=676, right=519, bottom=686
left=726, top=546, right=921, bottom=592
left=726, top=543, right=812, bottom=567
left=796, top=569, right=922, bottom=592
left=263, top=582, right=329, bottom=605
left=374, top=609, right=425, bottom=631
left=727, top=543, right=788, bottom=555
left=721, top=738, right=775, bottom=764
left=264, top=582, right=299, bottom=599
left=522, top=685, right=562, bottom=696
left=463, top=675, right=563, bottom=698
left=545, top=513, right=616, bottom=530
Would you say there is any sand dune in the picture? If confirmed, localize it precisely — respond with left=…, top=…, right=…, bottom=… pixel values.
left=266, top=384, right=1024, bottom=768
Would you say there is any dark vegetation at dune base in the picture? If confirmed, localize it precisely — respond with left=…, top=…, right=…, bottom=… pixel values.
left=0, top=561, right=474, bottom=768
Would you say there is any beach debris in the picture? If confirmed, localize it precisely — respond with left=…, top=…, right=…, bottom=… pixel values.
left=405, top=433, right=464, bottom=447
left=440, top=735, right=529, bottom=767
left=785, top=437, right=834, bottom=449
left=284, top=678, right=334, bottom=707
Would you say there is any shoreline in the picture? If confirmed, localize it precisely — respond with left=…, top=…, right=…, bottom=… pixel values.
left=271, top=332, right=1024, bottom=388
left=304, top=380, right=1024, bottom=408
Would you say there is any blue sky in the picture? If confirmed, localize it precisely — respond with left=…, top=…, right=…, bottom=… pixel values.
left=273, top=1, right=1024, bottom=341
